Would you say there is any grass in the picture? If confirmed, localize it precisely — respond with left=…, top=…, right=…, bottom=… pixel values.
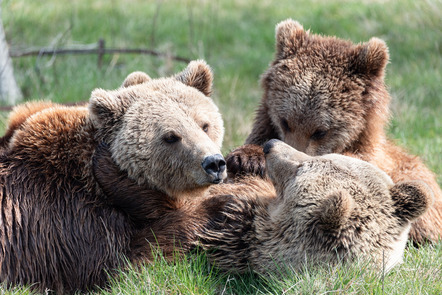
left=97, top=250, right=222, bottom=294
left=1, top=242, right=441, bottom=294
left=70, top=242, right=442, bottom=294
left=1, top=0, right=441, bottom=294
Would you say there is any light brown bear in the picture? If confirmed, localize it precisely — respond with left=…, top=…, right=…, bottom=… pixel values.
left=201, top=140, right=432, bottom=273
left=0, top=60, right=227, bottom=293
left=226, top=19, right=442, bottom=244
left=93, top=139, right=431, bottom=274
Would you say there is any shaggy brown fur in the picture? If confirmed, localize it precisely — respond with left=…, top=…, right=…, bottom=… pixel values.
left=226, top=19, right=442, bottom=243
left=92, top=143, right=275, bottom=265
left=94, top=140, right=430, bottom=274
left=0, top=101, right=57, bottom=150
left=0, top=60, right=226, bottom=293
left=203, top=140, right=431, bottom=273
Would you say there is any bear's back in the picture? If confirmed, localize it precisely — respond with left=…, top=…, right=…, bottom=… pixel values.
left=0, top=106, right=131, bottom=292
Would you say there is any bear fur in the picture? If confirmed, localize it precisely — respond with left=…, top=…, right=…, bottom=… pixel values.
left=202, top=140, right=432, bottom=274
left=93, top=140, right=431, bottom=274
left=91, top=143, right=275, bottom=266
left=0, top=60, right=227, bottom=293
left=226, top=19, right=442, bottom=244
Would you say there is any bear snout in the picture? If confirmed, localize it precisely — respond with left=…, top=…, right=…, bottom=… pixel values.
left=202, top=154, right=226, bottom=183
left=263, top=139, right=282, bottom=155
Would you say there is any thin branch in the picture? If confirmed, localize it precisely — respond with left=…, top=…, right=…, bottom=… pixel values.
left=10, top=46, right=191, bottom=63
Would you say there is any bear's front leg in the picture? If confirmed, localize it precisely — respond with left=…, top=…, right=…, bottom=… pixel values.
left=225, top=144, right=267, bottom=179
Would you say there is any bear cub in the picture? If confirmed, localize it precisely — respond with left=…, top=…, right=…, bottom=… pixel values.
left=202, top=140, right=431, bottom=274
left=227, top=19, right=441, bottom=244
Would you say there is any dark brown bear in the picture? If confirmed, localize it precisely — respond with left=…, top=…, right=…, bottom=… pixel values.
left=226, top=19, right=441, bottom=244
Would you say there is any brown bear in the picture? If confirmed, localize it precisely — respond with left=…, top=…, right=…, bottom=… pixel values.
left=226, top=19, right=442, bottom=244
left=0, top=60, right=227, bottom=293
left=202, top=140, right=432, bottom=274
left=93, top=140, right=431, bottom=274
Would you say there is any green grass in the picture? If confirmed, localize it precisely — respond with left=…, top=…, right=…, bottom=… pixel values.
left=13, top=242, right=441, bottom=295
left=1, top=242, right=441, bottom=294
left=1, top=0, right=441, bottom=294
left=97, top=250, right=222, bottom=294
left=96, top=241, right=440, bottom=294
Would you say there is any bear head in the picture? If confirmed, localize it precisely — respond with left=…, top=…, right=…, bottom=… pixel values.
left=260, top=19, right=390, bottom=155
left=262, top=139, right=432, bottom=271
left=89, top=60, right=226, bottom=198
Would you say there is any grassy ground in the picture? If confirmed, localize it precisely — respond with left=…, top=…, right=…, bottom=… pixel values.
left=1, top=0, right=441, bottom=294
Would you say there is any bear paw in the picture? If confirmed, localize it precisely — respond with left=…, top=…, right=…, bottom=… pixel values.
left=225, top=144, right=267, bottom=179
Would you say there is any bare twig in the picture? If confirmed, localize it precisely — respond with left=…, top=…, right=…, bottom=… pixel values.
left=10, top=44, right=191, bottom=63
left=97, top=39, right=105, bottom=69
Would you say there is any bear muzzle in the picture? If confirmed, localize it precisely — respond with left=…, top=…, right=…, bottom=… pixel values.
left=201, top=154, right=227, bottom=184
left=263, top=139, right=280, bottom=155
left=264, top=139, right=313, bottom=186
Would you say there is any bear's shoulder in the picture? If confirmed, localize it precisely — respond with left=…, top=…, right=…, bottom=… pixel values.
left=8, top=105, right=95, bottom=178
left=10, top=105, right=91, bottom=150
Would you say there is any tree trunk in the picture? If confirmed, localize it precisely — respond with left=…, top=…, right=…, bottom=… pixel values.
left=0, top=1, right=22, bottom=105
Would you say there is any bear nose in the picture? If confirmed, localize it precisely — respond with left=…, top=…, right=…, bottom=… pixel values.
left=263, top=139, right=281, bottom=155
left=202, top=154, right=226, bottom=180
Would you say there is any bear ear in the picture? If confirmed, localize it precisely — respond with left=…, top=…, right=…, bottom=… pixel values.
left=316, top=190, right=354, bottom=231
left=175, top=60, right=213, bottom=96
left=350, top=37, right=389, bottom=78
left=121, top=71, right=151, bottom=88
left=275, top=19, right=306, bottom=59
left=390, top=180, right=433, bottom=223
left=89, top=89, right=132, bottom=130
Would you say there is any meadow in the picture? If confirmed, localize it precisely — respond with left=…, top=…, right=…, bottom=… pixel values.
left=1, top=0, right=441, bottom=293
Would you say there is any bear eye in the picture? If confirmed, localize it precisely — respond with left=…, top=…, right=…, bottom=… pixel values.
left=163, top=133, right=181, bottom=144
left=202, top=123, right=209, bottom=133
left=281, top=119, right=290, bottom=132
left=310, top=129, right=328, bottom=141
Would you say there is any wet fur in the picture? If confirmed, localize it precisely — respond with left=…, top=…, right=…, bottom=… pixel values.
left=226, top=19, right=442, bottom=244
left=0, top=60, right=224, bottom=293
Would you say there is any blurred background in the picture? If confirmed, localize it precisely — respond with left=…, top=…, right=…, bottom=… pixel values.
left=1, top=0, right=440, bottom=183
